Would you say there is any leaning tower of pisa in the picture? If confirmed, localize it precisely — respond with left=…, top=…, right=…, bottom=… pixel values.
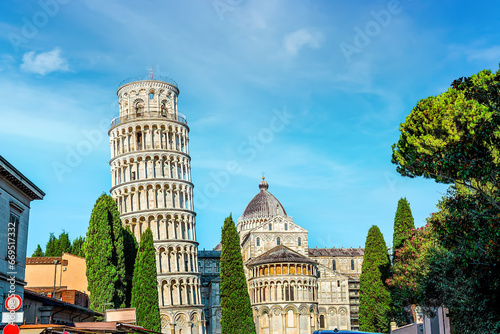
left=109, top=76, right=205, bottom=334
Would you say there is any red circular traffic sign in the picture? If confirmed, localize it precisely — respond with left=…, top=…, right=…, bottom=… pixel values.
left=5, top=295, right=22, bottom=312
left=3, top=323, right=20, bottom=334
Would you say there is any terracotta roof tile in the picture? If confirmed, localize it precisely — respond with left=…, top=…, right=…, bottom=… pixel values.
left=26, top=257, right=62, bottom=264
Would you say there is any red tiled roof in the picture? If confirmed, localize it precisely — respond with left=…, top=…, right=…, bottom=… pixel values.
left=26, top=257, right=62, bottom=264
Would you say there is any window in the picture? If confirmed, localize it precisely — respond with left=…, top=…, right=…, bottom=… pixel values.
left=216, top=262, right=220, bottom=273
left=332, top=259, right=336, bottom=271
left=337, top=280, right=340, bottom=287
left=319, top=315, right=325, bottom=329
left=351, top=259, right=355, bottom=270
left=256, top=237, right=260, bottom=246
left=149, top=92, right=154, bottom=99
left=277, top=237, right=281, bottom=246
left=284, top=223, right=288, bottom=231
left=298, top=237, right=302, bottom=246
left=269, top=224, right=272, bottom=230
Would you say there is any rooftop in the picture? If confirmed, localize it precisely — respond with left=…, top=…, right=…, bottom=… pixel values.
left=247, top=245, right=317, bottom=267
left=241, top=177, right=287, bottom=220
left=0, top=155, right=45, bottom=200
left=308, top=247, right=364, bottom=257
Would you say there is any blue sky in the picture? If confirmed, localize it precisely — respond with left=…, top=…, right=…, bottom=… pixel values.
left=1, top=0, right=499, bottom=255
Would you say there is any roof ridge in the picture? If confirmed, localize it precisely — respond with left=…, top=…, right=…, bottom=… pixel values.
left=247, top=245, right=317, bottom=267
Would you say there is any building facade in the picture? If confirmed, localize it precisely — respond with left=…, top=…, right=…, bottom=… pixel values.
left=200, top=178, right=364, bottom=334
left=109, top=78, right=203, bottom=334
left=26, top=252, right=89, bottom=307
left=0, top=155, right=44, bottom=324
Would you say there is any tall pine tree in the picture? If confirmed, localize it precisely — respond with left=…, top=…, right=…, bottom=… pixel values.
left=131, top=228, right=161, bottom=332
left=359, top=225, right=392, bottom=333
left=32, top=245, right=44, bottom=257
left=393, top=198, right=415, bottom=258
left=45, top=233, right=58, bottom=256
left=58, top=230, right=72, bottom=255
left=220, top=215, right=255, bottom=334
left=86, top=193, right=127, bottom=311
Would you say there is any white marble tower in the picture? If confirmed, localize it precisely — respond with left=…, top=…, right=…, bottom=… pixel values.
left=109, top=76, right=204, bottom=334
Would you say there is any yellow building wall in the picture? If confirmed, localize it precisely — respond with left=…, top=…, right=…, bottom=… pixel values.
left=25, top=253, right=88, bottom=295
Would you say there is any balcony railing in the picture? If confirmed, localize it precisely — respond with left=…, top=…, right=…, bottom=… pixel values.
left=118, top=75, right=178, bottom=88
left=110, top=112, right=187, bottom=127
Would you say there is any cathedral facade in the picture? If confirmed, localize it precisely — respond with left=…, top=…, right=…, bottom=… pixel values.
left=200, top=177, right=364, bottom=334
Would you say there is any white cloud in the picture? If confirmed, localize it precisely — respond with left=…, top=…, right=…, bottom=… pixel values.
left=283, top=29, right=322, bottom=56
left=20, top=48, right=70, bottom=75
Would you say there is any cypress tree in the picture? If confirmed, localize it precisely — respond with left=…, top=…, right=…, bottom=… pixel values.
left=220, top=215, right=255, bottom=334
left=393, top=198, right=415, bottom=258
left=123, top=226, right=137, bottom=308
left=71, top=236, right=86, bottom=257
left=131, top=228, right=161, bottom=332
left=58, top=230, right=72, bottom=255
left=86, top=193, right=127, bottom=311
left=359, top=225, right=392, bottom=333
left=45, top=233, right=58, bottom=256
left=391, top=198, right=415, bottom=326
left=32, top=245, right=44, bottom=257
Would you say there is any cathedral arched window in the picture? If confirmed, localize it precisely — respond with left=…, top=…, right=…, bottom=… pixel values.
left=351, top=259, right=355, bottom=270
left=319, top=315, right=325, bottom=329
left=277, top=237, right=281, bottom=246
left=269, top=224, right=272, bottom=231
left=284, top=223, right=288, bottom=231
left=332, top=259, right=336, bottom=271
left=298, top=237, right=302, bottom=246
left=256, top=237, right=260, bottom=246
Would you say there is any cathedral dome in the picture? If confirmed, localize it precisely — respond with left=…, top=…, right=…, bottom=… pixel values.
left=241, top=177, right=287, bottom=219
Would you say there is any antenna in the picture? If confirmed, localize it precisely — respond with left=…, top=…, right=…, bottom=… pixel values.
left=150, top=67, right=153, bottom=80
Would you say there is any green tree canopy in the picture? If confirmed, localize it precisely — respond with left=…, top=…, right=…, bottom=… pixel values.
left=220, top=215, right=255, bottom=334
left=391, top=67, right=500, bottom=331
left=86, top=193, right=127, bottom=311
left=32, top=244, right=44, bottom=257
left=359, top=225, right=391, bottom=333
left=45, top=233, right=58, bottom=257
left=131, top=228, right=160, bottom=332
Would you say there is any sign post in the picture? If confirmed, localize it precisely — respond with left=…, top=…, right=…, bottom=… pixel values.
left=5, top=295, right=22, bottom=312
